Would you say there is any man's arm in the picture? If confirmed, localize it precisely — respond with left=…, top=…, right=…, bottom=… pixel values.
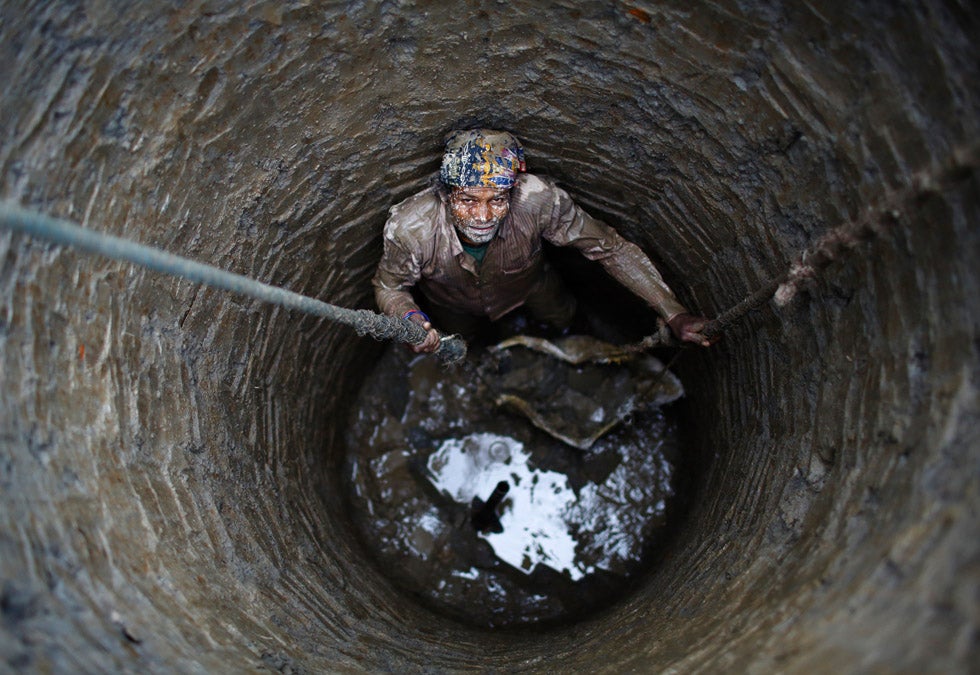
left=373, top=230, right=441, bottom=353
left=373, top=233, right=422, bottom=318
left=541, top=182, right=715, bottom=345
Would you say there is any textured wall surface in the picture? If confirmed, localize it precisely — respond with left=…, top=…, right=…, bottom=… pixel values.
left=1, top=1, right=977, bottom=672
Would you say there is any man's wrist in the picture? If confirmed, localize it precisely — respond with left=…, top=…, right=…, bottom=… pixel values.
left=402, top=309, right=430, bottom=324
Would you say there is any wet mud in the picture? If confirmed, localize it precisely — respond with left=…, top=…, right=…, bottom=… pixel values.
left=345, top=341, right=681, bottom=627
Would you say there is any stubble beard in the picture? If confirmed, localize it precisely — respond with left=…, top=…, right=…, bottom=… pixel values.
left=453, top=215, right=504, bottom=246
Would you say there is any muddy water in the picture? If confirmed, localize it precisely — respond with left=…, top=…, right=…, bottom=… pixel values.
left=344, top=338, right=683, bottom=628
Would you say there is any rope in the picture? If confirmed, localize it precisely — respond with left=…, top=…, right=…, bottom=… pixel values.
left=0, top=201, right=467, bottom=365
left=625, top=142, right=980, bottom=351
left=2, top=142, right=974, bottom=365
left=770, top=143, right=979, bottom=308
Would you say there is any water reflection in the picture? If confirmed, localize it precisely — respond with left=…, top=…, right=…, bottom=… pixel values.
left=429, top=433, right=585, bottom=577
left=345, top=343, right=681, bottom=627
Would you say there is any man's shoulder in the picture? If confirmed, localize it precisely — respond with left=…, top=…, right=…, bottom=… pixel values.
left=515, top=172, right=557, bottom=193
left=511, top=173, right=561, bottom=217
left=385, top=187, right=443, bottom=237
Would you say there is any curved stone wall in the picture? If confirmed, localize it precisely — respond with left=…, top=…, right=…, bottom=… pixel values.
left=1, top=1, right=977, bottom=672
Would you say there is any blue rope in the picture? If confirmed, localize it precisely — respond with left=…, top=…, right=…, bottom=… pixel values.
left=0, top=200, right=466, bottom=365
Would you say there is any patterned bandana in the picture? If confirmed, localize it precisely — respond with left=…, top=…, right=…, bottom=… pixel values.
left=440, top=129, right=526, bottom=188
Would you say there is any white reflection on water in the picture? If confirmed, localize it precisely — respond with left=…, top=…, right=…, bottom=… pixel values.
left=427, top=431, right=664, bottom=581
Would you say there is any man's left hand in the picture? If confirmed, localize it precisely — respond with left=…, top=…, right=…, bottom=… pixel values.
left=668, top=313, right=719, bottom=347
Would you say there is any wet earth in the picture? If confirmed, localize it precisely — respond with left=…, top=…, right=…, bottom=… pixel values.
left=343, top=336, right=685, bottom=628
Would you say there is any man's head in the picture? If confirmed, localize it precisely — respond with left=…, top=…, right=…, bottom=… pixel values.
left=440, top=129, right=525, bottom=245
left=440, top=129, right=525, bottom=189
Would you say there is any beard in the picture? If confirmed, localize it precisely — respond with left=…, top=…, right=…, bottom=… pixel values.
left=452, top=214, right=505, bottom=245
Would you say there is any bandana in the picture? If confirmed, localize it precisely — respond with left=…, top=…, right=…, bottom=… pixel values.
left=440, top=129, right=526, bottom=188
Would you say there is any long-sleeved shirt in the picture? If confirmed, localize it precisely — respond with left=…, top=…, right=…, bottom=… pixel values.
left=373, top=173, right=688, bottom=322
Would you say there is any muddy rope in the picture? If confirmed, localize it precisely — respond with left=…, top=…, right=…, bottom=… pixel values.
left=0, top=201, right=467, bottom=365
left=628, top=142, right=980, bottom=352
left=1, top=143, right=975, bottom=364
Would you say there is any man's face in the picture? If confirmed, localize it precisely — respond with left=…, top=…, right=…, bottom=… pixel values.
left=448, top=186, right=511, bottom=245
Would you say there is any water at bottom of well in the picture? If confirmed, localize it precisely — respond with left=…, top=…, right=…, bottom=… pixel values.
left=344, top=344, right=681, bottom=628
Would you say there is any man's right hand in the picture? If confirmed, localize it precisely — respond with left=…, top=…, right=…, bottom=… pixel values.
left=407, top=315, right=441, bottom=354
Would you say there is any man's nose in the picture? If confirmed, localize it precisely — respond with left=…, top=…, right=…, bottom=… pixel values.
left=475, top=202, right=492, bottom=221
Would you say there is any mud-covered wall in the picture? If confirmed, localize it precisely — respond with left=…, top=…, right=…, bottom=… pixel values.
left=1, top=1, right=977, bottom=672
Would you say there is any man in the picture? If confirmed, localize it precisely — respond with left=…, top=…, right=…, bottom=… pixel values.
left=373, top=129, right=715, bottom=353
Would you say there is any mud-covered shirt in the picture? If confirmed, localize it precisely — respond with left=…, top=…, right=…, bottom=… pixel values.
left=373, top=173, right=688, bottom=322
